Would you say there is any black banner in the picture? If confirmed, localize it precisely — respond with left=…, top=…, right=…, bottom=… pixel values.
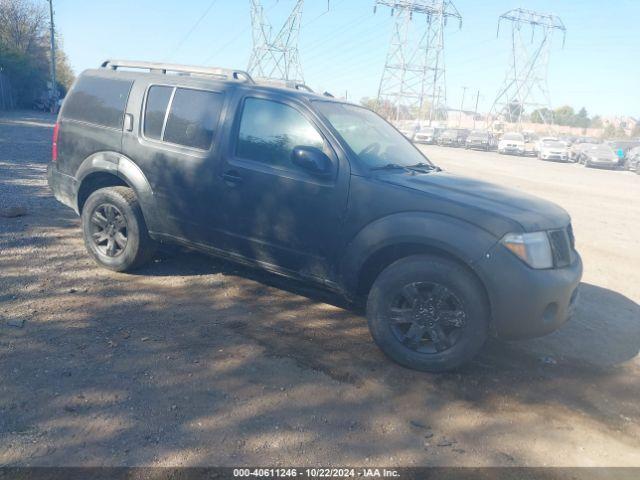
left=1, top=468, right=639, bottom=480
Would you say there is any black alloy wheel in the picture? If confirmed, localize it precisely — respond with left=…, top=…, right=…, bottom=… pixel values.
left=89, top=203, right=128, bottom=258
left=387, top=282, right=466, bottom=354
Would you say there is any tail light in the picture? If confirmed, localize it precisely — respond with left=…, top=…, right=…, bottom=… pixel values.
left=52, top=122, right=59, bottom=162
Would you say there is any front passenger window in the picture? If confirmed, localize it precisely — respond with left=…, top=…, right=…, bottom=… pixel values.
left=236, top=98, right=325, bottom=169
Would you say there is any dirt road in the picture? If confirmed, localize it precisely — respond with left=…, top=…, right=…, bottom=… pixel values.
left=1, top=112, right=639, bottom=467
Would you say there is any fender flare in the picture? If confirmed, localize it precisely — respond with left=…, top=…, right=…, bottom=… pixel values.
left=75, top=152, right=159, bottom=231
left=339, top=212, right=499, bottom=294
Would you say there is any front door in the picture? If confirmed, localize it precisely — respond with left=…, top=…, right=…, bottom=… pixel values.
left=216, top=94, right=350, bottom=282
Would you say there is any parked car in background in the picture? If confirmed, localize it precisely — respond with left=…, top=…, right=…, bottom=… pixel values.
left=624, top=146, right=640, bottom=172
left=47, top=60, right=583, bottom=372
left=536, top=137, right=558, bottom=153
left=498, top=132, right=525, bottom=155
left=607, top=140, right=640, bottom=167
left=438, top=128, right=469, bottom=147
left=523, top=132, right=539, bottom=156
left=465, top=130, right=496, bottom=151
left=569, top=138, right=599, bottom=162
left=538, top=139, right=569, bottom=162
left=414, top=126, right=441, bottom=144
left=398, top=122, right=421, bottom=142
left=579, top=144, right=619, bottom=169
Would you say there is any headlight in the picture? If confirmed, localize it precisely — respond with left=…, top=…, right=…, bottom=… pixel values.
left=501, top=232, right=553, bottom=269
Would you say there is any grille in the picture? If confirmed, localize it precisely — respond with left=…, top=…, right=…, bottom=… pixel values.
left=548, top=228, right=572, bottom=268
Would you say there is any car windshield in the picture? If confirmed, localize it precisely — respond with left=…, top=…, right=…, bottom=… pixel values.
left=589, top=145, right=614, bottom=155
left=503, top=133, right=524, bottom=141
left=543, top=141, right=566, bottom=148
left=469, top=130, right=489, bottom=138
left=419, top=127, right=435, bottom=134
left=314, top=101, right=434, bottom=170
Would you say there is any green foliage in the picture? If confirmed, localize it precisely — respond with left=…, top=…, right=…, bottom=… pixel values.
left=0, top=0, right=74, bottom=108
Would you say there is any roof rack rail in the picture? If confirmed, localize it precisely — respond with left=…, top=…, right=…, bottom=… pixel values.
left=100, top=60, right=255, bottom=84
left=256, top=78, right=314, bottom=93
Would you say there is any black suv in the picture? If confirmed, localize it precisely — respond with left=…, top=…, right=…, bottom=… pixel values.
left=48, top=60, right=582, bottom=372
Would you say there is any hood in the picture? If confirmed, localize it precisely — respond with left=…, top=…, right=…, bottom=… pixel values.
left=379, top=171, right=570, bottom=233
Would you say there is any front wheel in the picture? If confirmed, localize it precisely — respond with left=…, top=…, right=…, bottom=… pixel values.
left=81, top=186, right=155, bottom=272
left=366, top=255, right=489, bottom=372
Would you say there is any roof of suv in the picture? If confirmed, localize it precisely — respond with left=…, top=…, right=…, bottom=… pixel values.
left=95, top=59, right=341, bottom=104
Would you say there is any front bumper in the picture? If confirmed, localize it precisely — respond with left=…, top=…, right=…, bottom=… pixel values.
left=586, top=159, right=618, bottom=169
left=541, top=153, right=569, bottom=162
left=47, top=163, right=78, bottom=213
left=475, top=243, right=583, bottom=339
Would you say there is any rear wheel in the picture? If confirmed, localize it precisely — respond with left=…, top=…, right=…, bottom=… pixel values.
left=366, top=255, right=489, bottom=372
left=81, top=186, right=155, bottom=272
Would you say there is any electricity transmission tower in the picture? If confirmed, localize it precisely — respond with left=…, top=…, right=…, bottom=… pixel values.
left=374, top=0, right=462, bottom=124
left=489, top=8, right=566, bottom=128
left=248, top=0, right=305, bottom=82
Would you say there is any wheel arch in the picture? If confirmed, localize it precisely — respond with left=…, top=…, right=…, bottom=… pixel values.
left=75, top=152, right=159, bottom=232
left=340, top=213, right=498, bottom=301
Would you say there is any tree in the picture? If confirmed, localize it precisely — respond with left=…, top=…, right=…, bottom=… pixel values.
left=530, top=107, right=553, bottom=124
left=0, top=0, right=74, bottom=108
left=574, top=107, right=590, bottom=129
left=553, top=105, right=575, bottom=126
left=590, top=115, right=603, bottom=129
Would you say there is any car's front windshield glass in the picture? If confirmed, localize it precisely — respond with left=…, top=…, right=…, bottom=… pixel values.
left=544, top=141, right=566, bottom=148
left=470, top=131, right=489, bottom=138
left=503, top=133, right=524, bottom=141
left=314, top=101, right=434, bottom=170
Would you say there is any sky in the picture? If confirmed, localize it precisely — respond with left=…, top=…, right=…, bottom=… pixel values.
left=53, top=0, right=639, bottom=118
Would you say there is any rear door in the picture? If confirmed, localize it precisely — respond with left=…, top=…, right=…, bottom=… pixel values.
left=122, top=81, right=227, bottom=242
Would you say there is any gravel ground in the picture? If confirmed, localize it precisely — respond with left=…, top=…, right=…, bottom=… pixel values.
left=1, top=111, right=639, bottom=467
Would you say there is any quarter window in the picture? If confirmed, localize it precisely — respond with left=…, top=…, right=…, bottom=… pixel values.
left=63, top=75, right=132, bottom=129
left=236, top=98, right=325, bottom=168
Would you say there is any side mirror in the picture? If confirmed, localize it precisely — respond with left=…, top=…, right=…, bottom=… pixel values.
left=291, top=146, right=332, bottom=177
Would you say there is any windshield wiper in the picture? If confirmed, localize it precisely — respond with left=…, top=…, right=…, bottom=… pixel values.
left=370, top=163, right=410, bottom=172
left=406, top=162, right=441, bottom=172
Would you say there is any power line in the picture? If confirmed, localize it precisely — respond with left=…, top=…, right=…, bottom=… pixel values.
left=374, top=0, right=463, bottom=123
left=166, top=0, right=219, bottom=61
left=248, top=0, right=306, bottom=82
left=489, top=7, right=567, bottom=129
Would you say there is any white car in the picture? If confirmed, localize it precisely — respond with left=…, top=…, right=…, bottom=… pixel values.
left=536, top=137, right=558, bottom=153
left=538, top=139, right=569, bottom=162
left=397, top=122, right=421, bottom=141
left=498, top=132, right=526, bottom=155
left=414, top=126, right=438, bottom=144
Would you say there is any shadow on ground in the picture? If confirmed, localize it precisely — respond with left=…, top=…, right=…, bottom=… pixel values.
left=2, top=111, right=639, bottom=467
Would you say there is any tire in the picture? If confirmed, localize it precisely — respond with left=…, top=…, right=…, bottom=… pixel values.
left=81, top=186, right=155, bottom=272
left=366, top=255, right=489, bottom=372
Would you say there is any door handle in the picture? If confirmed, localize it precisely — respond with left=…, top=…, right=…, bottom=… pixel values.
left=222, top=171, right=243, bottom=186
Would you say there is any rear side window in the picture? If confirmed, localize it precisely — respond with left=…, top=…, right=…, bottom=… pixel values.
left=163, top=88, right=223, bottom=150
left=63, top=75, right=132, bottom=129
left=143, top=87, right=222, bottom=150
left=236, top=98, right=324, bottom=168
left=144, top=86, right=173, bottom=141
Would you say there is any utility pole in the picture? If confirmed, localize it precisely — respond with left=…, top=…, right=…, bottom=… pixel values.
left=248, top=0, right=306, bottom=83
left=489, top=8, right=566, bottom=129
left=374, top=1, right=462, bottom=124
left=47, top=0, right=57, bottom=113
left=473, top=89, right=480, bottom=129
left=458, top=85, right=467, bottom=127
